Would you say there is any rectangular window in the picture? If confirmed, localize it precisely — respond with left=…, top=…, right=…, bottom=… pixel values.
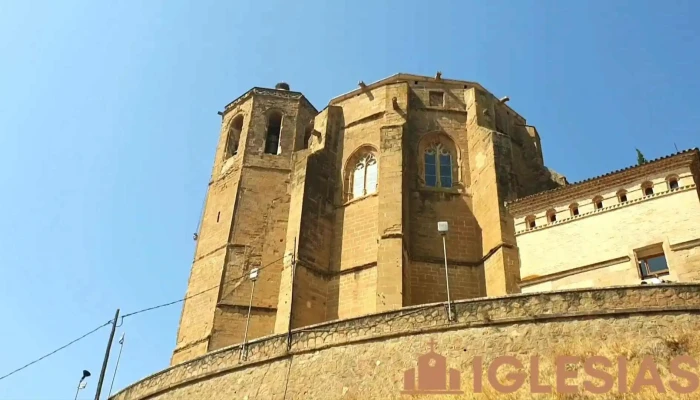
left=429, top=91, right=444, bottom=107
left=424, top=152, right=437, bottom=187
left=439, top=153, right=452, bottom=188
left=636, top=244, right=670, bottom=279
left=639, top=254, right=669, bottom=278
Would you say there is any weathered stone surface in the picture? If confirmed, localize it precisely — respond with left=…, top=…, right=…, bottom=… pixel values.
left=113, top=284, right=700, bottom=400
left=171, top=74, right=700, bottom=400
left=175, top=74, right=561, bottom=366
left=173, top=87, right=318, bottom=365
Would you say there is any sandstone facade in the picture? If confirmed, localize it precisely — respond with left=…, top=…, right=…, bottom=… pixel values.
left=172, top=74, right=563, bottom=365
left=113, top=284, right=700, bottom=400
left=170, top=72, right=700, bottom=377
left=113, top=74, right=700, bottom=400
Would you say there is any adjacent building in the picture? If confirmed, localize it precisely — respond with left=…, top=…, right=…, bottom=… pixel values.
left=508, top=149, right=700, bottom=292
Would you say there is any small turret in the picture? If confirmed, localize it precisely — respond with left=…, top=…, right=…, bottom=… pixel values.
left=275, top=82, right=290, bottom=91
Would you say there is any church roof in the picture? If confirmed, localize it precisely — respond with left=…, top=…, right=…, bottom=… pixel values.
left=221, top=73, right=520, bottom=121
left=507, top=148, right=700, bottom=216
left=221, top=87, right=318, bottom=116
left=328, top=73, right=523, bottom=120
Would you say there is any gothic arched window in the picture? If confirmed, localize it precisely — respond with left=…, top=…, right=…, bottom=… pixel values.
left=264, top=112, right=283, bottom=155
left=424, top=143, right=453, bottom=188
left=617, top=189, right=628, bottom=203
left=666, top=175, right=679, bottom=190
left=350, top=153, right=378, bottom=199
left=525, top=215, right=536, bottom=229
left=593, top=196, right=604, bottom=210
left=225, top=115, right=244, bottom=158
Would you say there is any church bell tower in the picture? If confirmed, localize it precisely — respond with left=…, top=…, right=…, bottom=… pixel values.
left=171, top=83, right=317, bottom=365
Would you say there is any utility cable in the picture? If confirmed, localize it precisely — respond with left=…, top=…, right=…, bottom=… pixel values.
left=121, top=254, right=286, bottom=320
left=0, top=255, right=287, bottom=382
left=0, top=320, right=112, bottom=382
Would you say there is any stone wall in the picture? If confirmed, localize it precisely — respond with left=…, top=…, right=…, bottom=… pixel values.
left=171, top=97, right=251, bottom=365
left=465, top=89, right=525, bottom=296
left=114, top=284, right=700, bottom=400
left=332, top=195, right=379, bottom=271
left=172, top=73, right=605, bottom=368
left=173, top=89, right=318, bottom=365
left=328, top=265, right=377, bottom=318
left=516, top=184, right=700, bottom=292
left=406, top=83, right=479, bottom=271
left=407, top=260, right=483, bottom=305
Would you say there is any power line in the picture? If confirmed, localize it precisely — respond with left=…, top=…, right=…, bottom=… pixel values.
left=121, top=254, right=286, bottom=320
left=0, top=255, right=287, bottom=383
left=0, top=320, right=112, bottom=382
left=0, top=251, right=451, bottom=390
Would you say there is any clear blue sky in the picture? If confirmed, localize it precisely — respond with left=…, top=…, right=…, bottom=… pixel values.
left=1, top=0, right=698, bottom=398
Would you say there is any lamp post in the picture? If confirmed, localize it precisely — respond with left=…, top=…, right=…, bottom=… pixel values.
left=240, top=267, right=260, bottom=361
left=74, top=370, right=91, bottom=400
left=437, top=221, right=453, bottom=321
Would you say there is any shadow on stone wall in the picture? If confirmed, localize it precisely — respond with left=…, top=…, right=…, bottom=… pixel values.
left=113, top=284, right=700, bottom=400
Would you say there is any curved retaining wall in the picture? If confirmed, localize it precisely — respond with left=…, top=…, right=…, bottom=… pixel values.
left=112, top=284, right=700, bottom=400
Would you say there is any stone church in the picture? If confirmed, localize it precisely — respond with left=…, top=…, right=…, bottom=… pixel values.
left=171, top=73, right=700, bottom=366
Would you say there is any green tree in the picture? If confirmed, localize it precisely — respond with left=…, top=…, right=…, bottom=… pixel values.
left=636, top=148, right=647, bottom=165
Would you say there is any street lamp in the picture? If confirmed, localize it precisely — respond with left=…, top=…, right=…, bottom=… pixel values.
left=240, top=268, right=260, bottom=361
left=437, top=221, right=453, bottom=321
left=74, top=370, right=91, bottom=400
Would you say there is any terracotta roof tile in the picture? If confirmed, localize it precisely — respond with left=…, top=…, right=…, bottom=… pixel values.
left=507, top=148, right=699, bottom=215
